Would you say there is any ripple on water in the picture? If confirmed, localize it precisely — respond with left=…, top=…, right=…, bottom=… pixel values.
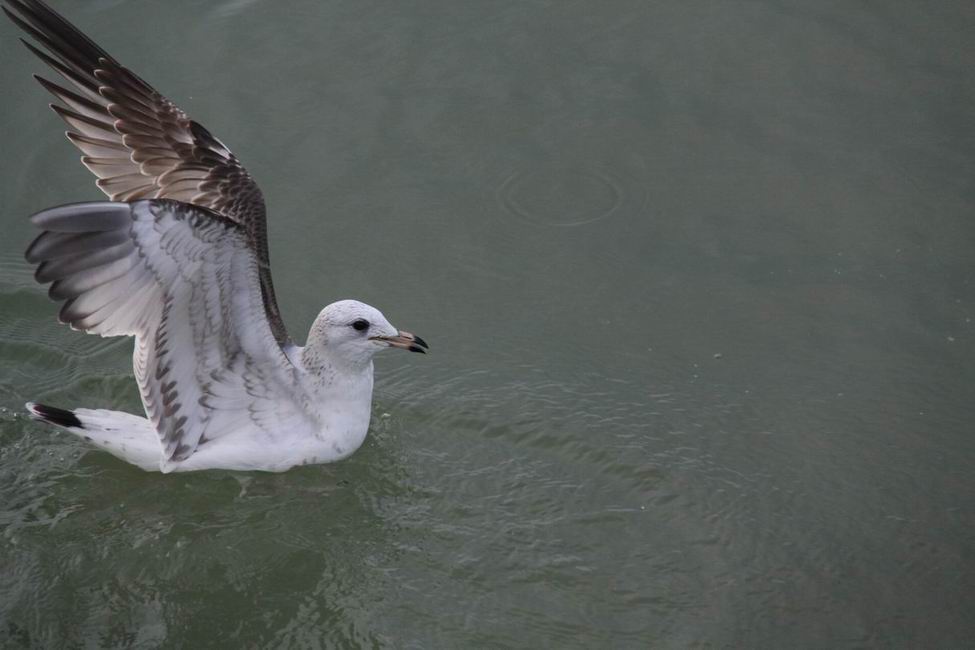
left=379, top=364, right=671, bottom=498
left=0, top=254, right=36, bottom=291
left=0, top=289, right=132, bottom=400
left=496, top=162, right=645, bottom=227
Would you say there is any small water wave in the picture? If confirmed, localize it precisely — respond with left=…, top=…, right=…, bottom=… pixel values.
left=0, top=283, right=132, bottom=402
left=208, top=0, right=263, bottom=19
left=377, top=363, right=685, bottom=500
left=496, top=162, right=646, bottom=228
left=0, top=253, right=35, bottom=290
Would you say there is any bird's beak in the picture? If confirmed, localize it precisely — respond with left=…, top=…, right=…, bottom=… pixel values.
left=370, top=330, right=429, bottom=354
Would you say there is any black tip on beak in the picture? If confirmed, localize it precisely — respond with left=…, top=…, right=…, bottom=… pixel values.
left=372, top=330, right=429, bottom=353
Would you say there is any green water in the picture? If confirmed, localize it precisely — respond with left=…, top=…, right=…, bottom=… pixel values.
left=1, top=0, right=974, bottom=646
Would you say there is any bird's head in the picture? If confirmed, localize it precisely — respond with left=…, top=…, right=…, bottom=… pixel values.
left=308, top=299, right=427, bottom=368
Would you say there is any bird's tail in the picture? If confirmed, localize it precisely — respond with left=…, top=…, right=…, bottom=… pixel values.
left=25, top=402, right=162, bottom=471
left=25, top=402, right=83, bottom=429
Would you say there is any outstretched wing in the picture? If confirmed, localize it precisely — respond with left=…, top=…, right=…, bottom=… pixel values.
left=3, top=0, right=287, bottom=343
left=26, top=200, right=305, bottom=470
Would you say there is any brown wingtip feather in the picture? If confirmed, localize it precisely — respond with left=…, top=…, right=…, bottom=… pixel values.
left=5, top=0, right=288, bottom=344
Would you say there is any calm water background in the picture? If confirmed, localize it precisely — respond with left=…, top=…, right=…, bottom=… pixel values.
left=1, top=0, right=973, bottom=647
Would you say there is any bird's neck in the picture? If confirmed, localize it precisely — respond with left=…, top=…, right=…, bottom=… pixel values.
left=298, top=345, right=375, bottom=456
left=300, top=345, right=374, bottom=386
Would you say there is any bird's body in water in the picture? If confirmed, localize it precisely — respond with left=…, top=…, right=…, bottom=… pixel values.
left=4, top=0, right=428, bottom=472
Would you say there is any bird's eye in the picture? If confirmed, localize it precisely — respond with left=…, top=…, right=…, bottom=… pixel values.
left=351, top=319, right=370, bottom=331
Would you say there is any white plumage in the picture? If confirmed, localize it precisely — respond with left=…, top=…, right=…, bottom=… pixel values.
left=25, top=201, right=425, bottom=472
left=8, top=0, right=428, bottom=472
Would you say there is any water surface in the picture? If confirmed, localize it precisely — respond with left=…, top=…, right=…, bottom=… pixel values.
left=1, top=0, right=973, bottom=646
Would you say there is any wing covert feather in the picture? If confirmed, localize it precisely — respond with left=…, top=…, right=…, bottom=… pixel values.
left=26, top=200, right=304, bottom=469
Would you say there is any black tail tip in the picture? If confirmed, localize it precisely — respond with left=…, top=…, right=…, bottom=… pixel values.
left=25, top=402, right=83, bottom=429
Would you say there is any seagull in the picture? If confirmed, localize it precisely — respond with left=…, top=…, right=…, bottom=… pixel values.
left=3, top=0, right=428, bottom=472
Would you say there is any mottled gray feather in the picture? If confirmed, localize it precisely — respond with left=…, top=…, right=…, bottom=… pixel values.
left=29, top=201, right=131, bottom=231
left=26, top=229, right=131, bottom=263
left=35, top=241, right=133, bottom=283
